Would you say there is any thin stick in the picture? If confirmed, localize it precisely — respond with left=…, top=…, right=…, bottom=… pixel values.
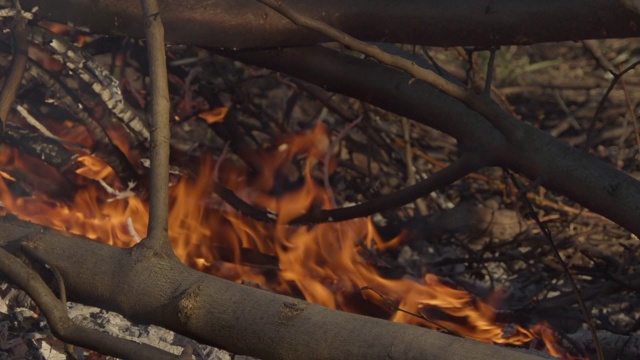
left=483, top=48, right=497, bottom=96
left=0, top=2, right=28, bottom=136
left=619, top=75, right=640, bottom=159
left=139, top=0, right=172, bottom=252
left=402, top=117, right=427, bottom=215
left=506, top=171, right=604, bottom=360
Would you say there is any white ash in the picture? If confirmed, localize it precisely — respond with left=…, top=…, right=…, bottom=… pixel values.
left=1, top=283, right=259, bottom=359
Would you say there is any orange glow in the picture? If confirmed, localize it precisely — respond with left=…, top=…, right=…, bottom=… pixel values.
left=76, top=155, right=116, bottom=181
left=198, top=107, right=228, bottom=124
left=0, top=171, right=15, bottom=181
left=0, top=124, right=580, bottom=358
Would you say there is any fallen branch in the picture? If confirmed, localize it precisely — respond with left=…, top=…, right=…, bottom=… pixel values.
left=0, top=216, right=549, bottom=360
left=0, top=243, right=176, bottom=359
left=21, top=0, right=640, bottom=48
left=230, top=45, right=640, bottom=236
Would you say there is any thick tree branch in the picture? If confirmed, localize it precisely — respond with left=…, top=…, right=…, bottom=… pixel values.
left=257, top=0, right=521, bottom=147
left=0, top=245, right=177, bottom=359
left=21, top=0, right=640, bottom=48
left=0, top=217, right=547, bottom=360
left=230, top=45, right=640, bottom=236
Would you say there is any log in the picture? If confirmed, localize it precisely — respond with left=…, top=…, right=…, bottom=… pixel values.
left=0, top=216, right=549, bottom=360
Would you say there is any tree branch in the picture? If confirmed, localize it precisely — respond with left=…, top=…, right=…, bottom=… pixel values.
left=0, top=246, right=177, bottom=359
left=21, top=0, right=640, bottom=48
left=290, top=153, right=484, bottom=224
left=230, top=45, right=640, bottom=236
left=139, top=0, right=172, bottom=252
left=1, top=217, right=548, bottom=360
left=0, top=5, right=27, bottom=137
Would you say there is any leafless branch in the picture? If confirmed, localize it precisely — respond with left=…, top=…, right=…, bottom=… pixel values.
left=256, top=0, right=521, bottom=150
left=0, top=247, right=177, bottom=359
left=138, top=0, right=172, bottom=252
left=0, top=4, right=27, bottom=137
left=22, top=0, right=640, bottom=49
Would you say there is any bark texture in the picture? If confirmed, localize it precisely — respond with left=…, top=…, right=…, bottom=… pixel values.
left=0, top=216, right=548, bottom=360
left=231, top=46, right=640, bottom=236
left=22, top=0, right=640, bottom=48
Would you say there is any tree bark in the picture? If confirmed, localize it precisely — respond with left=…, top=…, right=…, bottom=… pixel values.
left=22, top=0, right=640, bottom=48
left=0, top=216, right=548, bottom=360
left=231, top=45, right=640, bottom=237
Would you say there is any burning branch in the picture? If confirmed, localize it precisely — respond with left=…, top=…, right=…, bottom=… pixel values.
left=20, top=58, right=139, bottom=180
left=290, top=153, right=485, bottom=225
left=28, top=25, right=151, bottom=146
left=4, top=217, right=548, bottom=360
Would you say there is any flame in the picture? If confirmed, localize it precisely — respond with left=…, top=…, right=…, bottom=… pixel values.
left=0, top=123, right=581, bottom=358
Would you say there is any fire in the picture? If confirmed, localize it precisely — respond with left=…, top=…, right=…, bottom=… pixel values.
left=0, top=123, right=581, bottom=358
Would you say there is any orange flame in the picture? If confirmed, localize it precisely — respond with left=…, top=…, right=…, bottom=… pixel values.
left=0, top=123, right=580, bottom=358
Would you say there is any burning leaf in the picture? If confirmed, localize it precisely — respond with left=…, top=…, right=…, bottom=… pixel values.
left=198, top=107, right=228, bottom=124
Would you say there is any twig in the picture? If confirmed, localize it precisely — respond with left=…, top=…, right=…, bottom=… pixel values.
left=619, top=74, right=640, bottom=160
left=14, top=104, right=61, bottom=140
left=291, top=153, right=483, bottom=224
left=506, top=171, right=604, bottom=360
left=256, top=0, right=522, bottom=147
left=213, top=153, right=482, bottom=225
left=323, top=117, right=362, bottom=208
left=0, top=247, right=176, bottom=359
left=583, top=59, right=640, bottom=150
left=139, top=0, right=172, bottom=253
left=0, top=2, right=27, bottom=137
left=582, top=40, right=614, bottom=73
left=483, top=47, right=497, bottom=96
left=360, top=286, right=459, bottom=336
left=401, top=117, right=427, bottom=215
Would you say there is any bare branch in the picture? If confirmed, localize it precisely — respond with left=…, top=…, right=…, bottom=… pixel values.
left=9, top=222, right=548, bottom=360
left=139, top=0, right=172, bottom=252
left=231, top=45, right=640, bottom=236
left=22, top=0, right=640, bottom=48
left=256, top=0, right=521, bottom=146
left=0, top=5, right=27, bottom=137
left=290, top=153, right=484, bottom=224
left=0, top=247, right=177, bottom=360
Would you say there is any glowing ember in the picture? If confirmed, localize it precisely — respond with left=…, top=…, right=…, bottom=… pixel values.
left=198, top=107, right=229, bottom=124
left=0, top=123, right=581, bottom=358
